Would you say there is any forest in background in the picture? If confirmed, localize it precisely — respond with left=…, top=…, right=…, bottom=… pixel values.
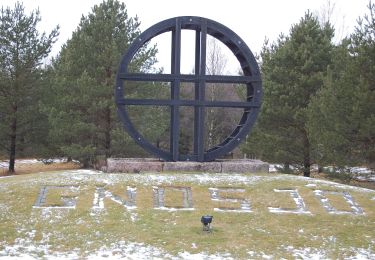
left=0, top=0, right=374, bottom=177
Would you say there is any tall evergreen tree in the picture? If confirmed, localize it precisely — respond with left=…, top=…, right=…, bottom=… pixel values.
left=244, top=12, right=334, bottom=176
left=46, top=0, right=158, bottom=166
left=0, top=2, right=59, bottom=173
left=308, top=1, right=375, bottom=169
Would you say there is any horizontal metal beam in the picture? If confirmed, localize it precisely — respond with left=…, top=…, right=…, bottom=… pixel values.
left=117, top=98, right=260, bottom=108
left=117, top=98, right=171, bottom=106
left=205, top=100, right=260, bottom=108
left=119, top=73, right=261, bottom=84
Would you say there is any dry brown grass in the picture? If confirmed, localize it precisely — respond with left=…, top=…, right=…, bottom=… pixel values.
left=0, top=161, right=80, bottom=176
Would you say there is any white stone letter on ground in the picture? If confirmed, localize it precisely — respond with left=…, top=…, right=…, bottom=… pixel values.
left=313, top=190, right=364, bottom=215
left=208, top=187, right=252, bottom=213
left=33, top=186, right=79, bottom=209
left=92, top=186, right=137, bottom=210
left=153, top=186, right=194, bottom=211
left=268, top=189, right=311, bottom=214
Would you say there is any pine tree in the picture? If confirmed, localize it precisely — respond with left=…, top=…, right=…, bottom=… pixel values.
left=0, top=2, right=59, bottom=173
left=244, top=12, right=334, bottom=176
left=46, top=0, right=158, bottom=166
left=308, top=1, right=375, bottom=169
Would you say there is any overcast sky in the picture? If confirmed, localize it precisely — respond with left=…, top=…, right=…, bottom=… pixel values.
left=1, top=0, right=370, bottom=72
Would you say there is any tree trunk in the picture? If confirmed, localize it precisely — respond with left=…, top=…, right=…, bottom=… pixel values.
left=8, top=109, right=17, bottom=173
left=207, top=84, right=216, bottom=148
left=303, top=133, right=310, bottom=177
left=368, top=142, right=375, bottom=171
left=104, top=107, right=111, bottom=158
left=284, top=162, right=291, bottom=173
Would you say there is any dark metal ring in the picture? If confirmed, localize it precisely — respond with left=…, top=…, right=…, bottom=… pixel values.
left=115, top=16, right=262, bottom=162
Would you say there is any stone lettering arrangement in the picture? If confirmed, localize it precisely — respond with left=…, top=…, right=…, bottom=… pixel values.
left=33, top=185, right=366, bottom=216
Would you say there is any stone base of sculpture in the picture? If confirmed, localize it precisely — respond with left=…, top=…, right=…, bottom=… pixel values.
left=106, top=158, right=269, bottom=174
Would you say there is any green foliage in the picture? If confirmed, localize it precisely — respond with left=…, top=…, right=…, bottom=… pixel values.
left=125, top=81, right=170, bottom=151
left=0, top=1, right=59, bottom=171
left=243, top=12, right=334, bottom=176
left=308, top=1, right=375, bottom=169
left=45, top=0, right=161, bottom=165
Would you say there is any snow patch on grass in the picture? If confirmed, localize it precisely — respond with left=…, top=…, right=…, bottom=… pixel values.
left=282, top=246, right=375, bottom=259
left=289, top=247, right=327, bottom=259
left=0, top=240, right=238, bottom=260
left=49, top=170, right=375, bottom=193
left=0, top=170, right=374, bottom=259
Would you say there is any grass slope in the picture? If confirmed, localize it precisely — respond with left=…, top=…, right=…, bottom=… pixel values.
left=0, top=170, right=374, bottom=259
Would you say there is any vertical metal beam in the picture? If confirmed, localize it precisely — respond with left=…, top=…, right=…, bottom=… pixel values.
left=170, top=18, right=181, bottom=161
left=193, top=20, right=207, bottom=162
left=193, top=30, right=201, bottom=158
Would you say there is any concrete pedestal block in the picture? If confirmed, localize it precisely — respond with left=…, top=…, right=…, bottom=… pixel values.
left=221, top=159, right=269, bottom=173
left=163, top=161, right=222, bottom=172
left=107, top=158, right=269, bottom=173
left=107, top=158, right=163, bottom=173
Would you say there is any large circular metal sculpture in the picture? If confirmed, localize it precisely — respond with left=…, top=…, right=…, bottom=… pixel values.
left=115, top=16, right=262, bottom=162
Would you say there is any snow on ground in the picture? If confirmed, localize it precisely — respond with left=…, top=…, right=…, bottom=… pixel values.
left=1, top=239, right=373, bottom=259
left=0, top=170, right=374, bottom=259
left=0, top=158, right=73, bottom=169
left=350, top=167, right=375, bottom=182
left=0, top=159, right=40, bottom=168
left=0, top=241, right=263, bottom=259
left=1, top=159, right=373, bottom=182
left=269, top=163, right=375, bottom=182
left=2, top=168, right=372, bottom=193
left=53, top=169, right=374, bottom=193
left=0, top=227, right=256, bottom=260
